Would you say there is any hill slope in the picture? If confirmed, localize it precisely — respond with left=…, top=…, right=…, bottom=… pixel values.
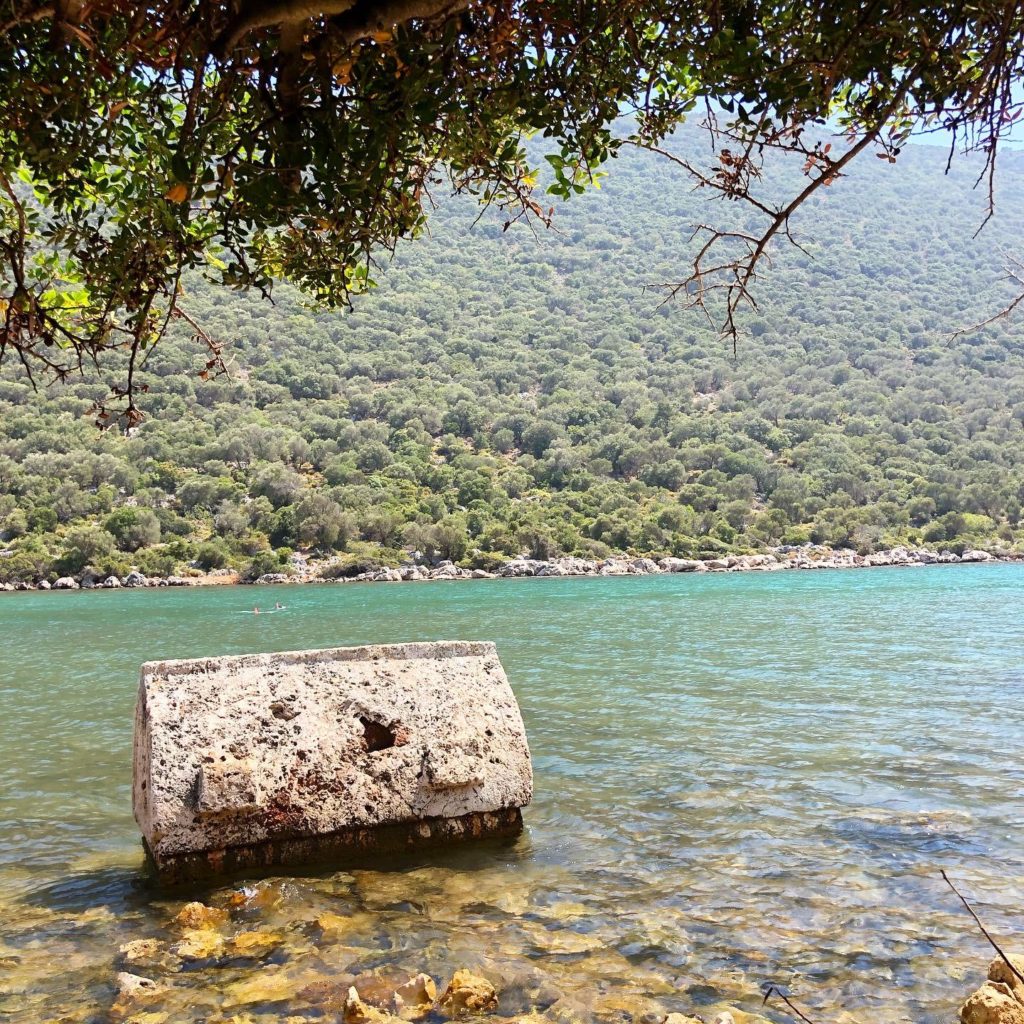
left=3, top=136, right=1024, bottom=581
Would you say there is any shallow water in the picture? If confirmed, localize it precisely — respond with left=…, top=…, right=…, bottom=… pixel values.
left=1, top=566, right=1022, bottom=1023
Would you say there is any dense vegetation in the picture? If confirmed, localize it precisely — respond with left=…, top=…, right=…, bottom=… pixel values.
left=2, top=136, right=1024, bottom=583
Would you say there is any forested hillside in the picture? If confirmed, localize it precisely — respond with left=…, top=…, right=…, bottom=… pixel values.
left=3, top=135, right=1024, bottom=583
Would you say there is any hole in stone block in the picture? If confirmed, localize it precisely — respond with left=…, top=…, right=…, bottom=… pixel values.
left=360, top=716, right=397, bottom=752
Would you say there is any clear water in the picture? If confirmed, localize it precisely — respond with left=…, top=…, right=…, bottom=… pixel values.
left=1, top=567, right=1022, bottom=1023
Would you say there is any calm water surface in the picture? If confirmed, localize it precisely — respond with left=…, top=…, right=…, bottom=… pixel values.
left=1, top=566, right=1023, bottom=1023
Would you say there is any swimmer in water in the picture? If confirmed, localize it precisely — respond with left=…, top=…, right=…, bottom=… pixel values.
left=275, top=601, right=284, bottom=610
left=253, top=606, right=260, bottom=615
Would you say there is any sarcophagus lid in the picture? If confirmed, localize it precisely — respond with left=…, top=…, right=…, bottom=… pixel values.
left=132, top=641, right=532, bottom=882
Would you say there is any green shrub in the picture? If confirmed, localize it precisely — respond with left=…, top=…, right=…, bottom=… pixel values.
left=105, top=507, right=161, bottom=552
left=194, top=541, right=231, bottom=570
left=55, top=526, right=116, bottom=575
left=319, top=555, right=382, bottom=579
left=0, top=549, right=54, bottom=583
left=466, top=550, right=506, bottom=572
left=781, top=526, right=812, bottom=546
left=134, top=549, right=178, bottom=577
left=577, top=538, right=612, bottom=559
left=88, top=553, right=132, bottom=579
left=244, top=551, right=289, bottom=580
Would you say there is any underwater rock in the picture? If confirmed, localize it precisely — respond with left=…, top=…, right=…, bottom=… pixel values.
left=171, top=929, right=226, bottom=961
left=112, top=972, right=165, bottom=1016
left=173, top=902, right=228, bottom=930
left=544, top=993, right=594, bottom=1024
left=394, top=973, right=437, bottom=1019
left=297, top=977, right=359, bottom=1013
left=225, top=878, right=285, bottom=911
left=117, top=938, right=171, bottom=972
left=591, top=990, right=667, bottom=1020
left=133, top=641, right=532, bottom=882
left=118, top=938, right=162, bottom=961
left=229, top=929, right=284, bottom=958
left=115, top=972, right=161, bottom=996
left=221, top=968, right=296, bottom=1007
left=353, top=971, right=403, bottom=1008
left=485, top=966, right=562, bottom=1017
left=344, top=985, right=404, bottom=1024
left=315, top=910, right=351, bottom=940
left=439, top=969, right=498, bottom=1015
left=696, top=1012, right=775, bottom=1024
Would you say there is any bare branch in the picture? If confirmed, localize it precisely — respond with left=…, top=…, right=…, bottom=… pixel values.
left=941, top=870, right=1024, bottom=987
left=762, top=985, right=821, bottom=1024
left=951, top=257, right=1024, bottom=341
left=641, top=84, right=913, bottom=352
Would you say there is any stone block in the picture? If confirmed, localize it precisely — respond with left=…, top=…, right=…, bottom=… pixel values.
left=133, top=641, right=532, bottom=882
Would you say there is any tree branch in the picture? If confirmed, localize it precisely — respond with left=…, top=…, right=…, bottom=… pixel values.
left=649, top=85, right=913, bottom=352
left=216, top=0, right=468, bottom=54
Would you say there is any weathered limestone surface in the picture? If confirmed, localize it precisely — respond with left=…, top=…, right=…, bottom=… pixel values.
left=961, top=956, right=1024, bottom=1024
left=133, top=641, right=532, bottom=881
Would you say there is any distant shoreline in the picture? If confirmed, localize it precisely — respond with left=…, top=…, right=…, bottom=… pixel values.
left=1, top=546, right=1015, bottom=593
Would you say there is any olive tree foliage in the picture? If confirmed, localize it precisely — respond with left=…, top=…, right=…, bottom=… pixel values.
left=292, top=492, right=352, bottom=549
left=0, top=1, right=1021, bottom=426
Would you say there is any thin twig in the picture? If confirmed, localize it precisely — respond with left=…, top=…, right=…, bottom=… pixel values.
left=762, top=985, right=820, bottom=1024
left=941, top=870, right=1024, bottom=986
left=950, top=257, right=1024, bottom=340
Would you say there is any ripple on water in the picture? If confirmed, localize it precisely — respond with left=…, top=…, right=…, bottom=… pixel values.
left=0, top=566, right=1022, bottom=1022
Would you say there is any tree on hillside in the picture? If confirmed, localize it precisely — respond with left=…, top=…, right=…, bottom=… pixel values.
left=1, top=1, right=1022, bottom=425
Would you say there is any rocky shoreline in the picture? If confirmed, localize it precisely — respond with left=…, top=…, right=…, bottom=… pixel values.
left=105, top=895, right=780, bottom=1024
left=0, top=544, right=1013, bottom=592
left=107, top=896, right=1023, bottom=1024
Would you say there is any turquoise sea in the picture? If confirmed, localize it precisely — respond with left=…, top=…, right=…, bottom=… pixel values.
left=1, top=566, right=1022, bottom=1022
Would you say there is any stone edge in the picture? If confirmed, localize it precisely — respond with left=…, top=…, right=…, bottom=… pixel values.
left=138, top=639, right=499, bottom=683
left=144, top=806, right=524, bottom=885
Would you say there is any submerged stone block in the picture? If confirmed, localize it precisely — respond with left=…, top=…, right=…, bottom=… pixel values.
left=132, top=641, right=532, bottom=882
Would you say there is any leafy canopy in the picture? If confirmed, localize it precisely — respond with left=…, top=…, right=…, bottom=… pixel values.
left=1, top=1, right=1022, bottom=423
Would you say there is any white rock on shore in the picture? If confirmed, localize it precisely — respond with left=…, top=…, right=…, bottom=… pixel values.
left=962, top=549, right=995, bottom=562
left=4, top=544, right=1015, bottom=593
left=660, top=558, right=705, bottom=572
